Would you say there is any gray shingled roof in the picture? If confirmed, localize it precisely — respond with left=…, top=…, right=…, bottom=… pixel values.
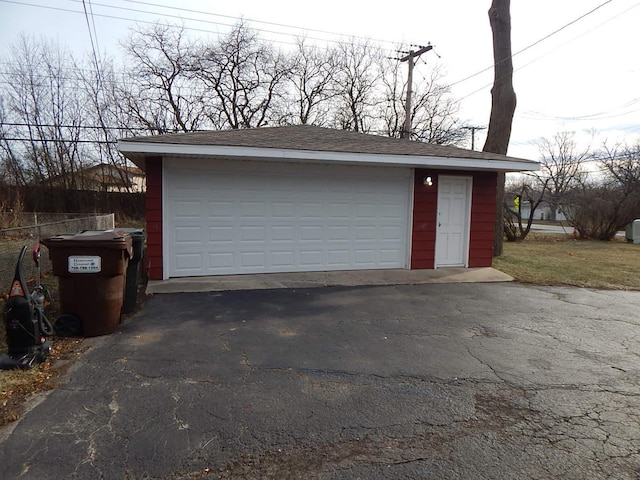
left=120, top=124, right=535, bottom=165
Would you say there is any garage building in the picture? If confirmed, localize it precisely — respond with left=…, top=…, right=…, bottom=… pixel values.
left=118, top=125, right=538, bottom=280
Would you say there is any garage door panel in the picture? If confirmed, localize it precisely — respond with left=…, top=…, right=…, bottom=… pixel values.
left=379, top=204, right=406, bottom=218
left=209, top=226, right=234, bottom=242
left=355, top=225, right=376, bottom=240
left=380, top=248, right=404, bottom=263
left=355, top=249, right=376, bottom=265
left=175, top=226, right=201, bottom=243
left=272, top=202, right=295, bottom=217
left=175, top=252, right=203, bottom=270
left=327, top=249, right=349, bottom=265
left=300, top=225, right=323, bottom=241
left=241, top=202, right=265, bottom=217
left=271, top=225, right=295, bottom=241
left=381, top=226, right=403, bottom=240
left=208, top=201, right=235, bottom=218
left=355, top=204, right=377, bottom=218
left=271, top=250, right=295, bottom=266
left=240, top=225, right=266, bottom=242
left=300, top=250, right=323, bottom=267
left=327, top=225, right=350, bottom=241
left=209, top=252, right=234, bottom=269
left=173, top=200, right=202, bottom=218
left=328, top=203, right=350, bottom=218
left=167, top=161, right=410, bottom=277
left=240, top=251, right=265, bottom=268
left=299, top=203, right=324, bottom=218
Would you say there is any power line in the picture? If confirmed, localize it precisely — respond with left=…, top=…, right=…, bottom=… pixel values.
left=0, top=137, right=116, bottom=144
left=1, top=122, right=149, bottom=130
left=2, top=0, right=634, bottom=96
left=2, top=0, right=638, bottom=138
left=2, top=0, right=403, bottom=53
left=449, top=0, right=615, bottom=88
left=0, top=0, right=234, bottom=36
left=82, top=0, right=102, bottom=74
left=519, top=99, right=640, bottom=122
left=120, top=0, right=401, bottom=47
left=462, top=125, right=486, bottom=150
left=88, top=0, right=101, bottom=54
left=456, top=0, right=636, bottom=103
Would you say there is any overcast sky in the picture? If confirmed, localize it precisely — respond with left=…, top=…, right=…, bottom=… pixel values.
left=1, top=0, right=638, bottom=160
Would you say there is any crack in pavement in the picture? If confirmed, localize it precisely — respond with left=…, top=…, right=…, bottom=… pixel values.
left=192, top=367, right=640, bottom=478
left=6, top=284, right=640, bottom=479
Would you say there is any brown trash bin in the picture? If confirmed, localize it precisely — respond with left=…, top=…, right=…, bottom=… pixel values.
left=42, top=230, right=133, bottom=337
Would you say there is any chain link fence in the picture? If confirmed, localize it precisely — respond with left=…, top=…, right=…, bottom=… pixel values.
left=0, top=213, right=115, bottom=293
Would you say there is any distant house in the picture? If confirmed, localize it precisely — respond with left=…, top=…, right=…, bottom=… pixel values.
left=118, top=125, right=538, bottom=281
left=519, top=201, right=568, bottom=222
left=45, top=163, right=146, bottom=193
left=75, top=163, right=146, bottom=193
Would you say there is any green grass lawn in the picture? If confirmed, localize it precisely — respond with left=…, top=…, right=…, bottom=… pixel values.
left=494, top=234, right=640, bottom=290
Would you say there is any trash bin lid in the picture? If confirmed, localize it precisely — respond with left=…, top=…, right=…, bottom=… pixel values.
left=117, top=228, right=146, bottom=240
left=42, top=229, right=134, bottom=251
left=116, top=228, right=146, bottom=263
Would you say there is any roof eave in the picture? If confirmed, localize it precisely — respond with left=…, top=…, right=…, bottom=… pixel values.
left=117, top=141, right=540, bottom=173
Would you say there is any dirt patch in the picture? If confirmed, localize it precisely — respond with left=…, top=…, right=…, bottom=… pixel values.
left=0, top=336, right=87, bottom=427
left=0, top=247, right=148, bottom=428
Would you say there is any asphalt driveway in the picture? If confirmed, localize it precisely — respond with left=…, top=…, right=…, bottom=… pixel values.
left=1, top=283, right=640, bottom=479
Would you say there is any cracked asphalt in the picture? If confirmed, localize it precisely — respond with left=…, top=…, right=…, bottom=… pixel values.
left=1, top=283, right=640, bottom=479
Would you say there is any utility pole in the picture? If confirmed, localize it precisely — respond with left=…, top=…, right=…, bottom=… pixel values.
left=462, top=125, right=486, bottom=150
left=399, top=44, right=433, bottom=139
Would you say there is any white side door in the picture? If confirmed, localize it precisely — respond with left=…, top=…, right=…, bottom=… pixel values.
left=435, top=176, right=472, bottom=268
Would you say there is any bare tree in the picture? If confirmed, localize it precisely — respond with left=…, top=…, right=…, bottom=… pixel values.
left=563, top=142, right=639, bottom=240
left=567, top=184, right=635, bottom=241
left=281, top=39, right=339, bottom=126
left=483, top=0, right=517, bottom=256
left=0, top=21, right=474, bottom=197
left=76, top=53, right=139, bottom=192
left=503, top=178, right=547, bottom=241
left=0, top=36, right=88, bottom=189
left=534, top=131, right=590, bottom=221
left=195, top=23, right=291, bottom=129
left=380, top=62, right=466, bottom=145
left=331, top=40, right=383, bottom=133
left=0, top=35, right=147, bottom=194
left=120, top=23, right=204, bottom=134
left=600, top=141, right=640, bottom=194
left=0, top=96, right=29, bottom=186
left=378, top=57, right=405, bottom=139
left=503, top=131, right=590, bottom=239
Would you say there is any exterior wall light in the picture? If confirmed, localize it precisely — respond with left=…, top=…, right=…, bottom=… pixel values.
left=423, top=176, right=433, bottom=186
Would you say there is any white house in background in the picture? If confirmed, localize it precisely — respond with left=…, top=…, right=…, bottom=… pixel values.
left=519, top=201, right=569, bottom=222
left=76, top=163, right=146, bottom=193
left=42, top=163, right=145, bottom=192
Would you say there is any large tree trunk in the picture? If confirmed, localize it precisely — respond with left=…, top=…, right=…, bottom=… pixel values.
left=483, top=0, right=516, bottom=257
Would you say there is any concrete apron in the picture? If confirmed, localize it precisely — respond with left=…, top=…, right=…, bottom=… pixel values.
left=146, top=267, right=513, bottom=294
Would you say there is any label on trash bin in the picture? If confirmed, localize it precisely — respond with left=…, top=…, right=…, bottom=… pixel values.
left=68, top=256, right=102, bottom=273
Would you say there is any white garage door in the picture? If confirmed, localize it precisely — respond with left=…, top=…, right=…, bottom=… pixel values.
left=165, top=159, right=411, bottom=277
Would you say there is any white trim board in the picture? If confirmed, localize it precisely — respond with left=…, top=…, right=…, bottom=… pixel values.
left=118, top=141, right=539, bottom=172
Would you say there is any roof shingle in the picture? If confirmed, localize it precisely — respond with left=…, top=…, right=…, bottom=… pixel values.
left=120, top=124, right=535, bottom=164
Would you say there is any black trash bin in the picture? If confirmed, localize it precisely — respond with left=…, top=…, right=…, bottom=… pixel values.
left=42, top=230, right=133, bottom=337
left=119, top=228, right=146, bottom=314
